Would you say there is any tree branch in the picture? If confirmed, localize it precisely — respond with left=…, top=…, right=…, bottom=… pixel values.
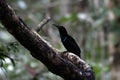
left=0, top=0, right=95, bottom=80
left=35, top=16, right=51, bottom=32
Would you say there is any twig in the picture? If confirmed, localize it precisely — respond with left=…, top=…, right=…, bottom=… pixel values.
left=35, top=16, right=51, bottom=32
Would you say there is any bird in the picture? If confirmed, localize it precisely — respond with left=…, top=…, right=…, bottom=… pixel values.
left=53, top=24, right=81, bottom=57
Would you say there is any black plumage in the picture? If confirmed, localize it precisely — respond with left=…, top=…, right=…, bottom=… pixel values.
left=53, top=24, right=81, bottom=57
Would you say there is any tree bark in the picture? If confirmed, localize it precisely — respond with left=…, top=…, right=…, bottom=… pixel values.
left=0, top=0, right=95, bottom=80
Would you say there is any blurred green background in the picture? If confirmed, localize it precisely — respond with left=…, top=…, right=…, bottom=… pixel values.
left=0, top=0, right=120, bottom=80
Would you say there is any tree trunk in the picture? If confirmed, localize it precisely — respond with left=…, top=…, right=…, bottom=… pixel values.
left=108, top=33, right=120, bottom=80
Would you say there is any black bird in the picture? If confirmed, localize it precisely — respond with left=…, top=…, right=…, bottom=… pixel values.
left=53, top=24, right=81, bottom=57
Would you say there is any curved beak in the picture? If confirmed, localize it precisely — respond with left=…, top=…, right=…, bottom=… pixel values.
left=52, top=24, right=61, bottom=28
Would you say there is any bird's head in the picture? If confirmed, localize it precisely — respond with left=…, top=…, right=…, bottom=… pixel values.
left=53, top=24, right=68, bottom=35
